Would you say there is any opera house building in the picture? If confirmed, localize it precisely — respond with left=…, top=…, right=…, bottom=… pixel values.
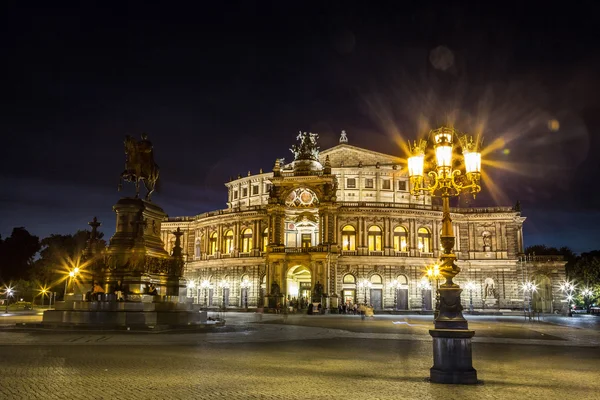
left=160, top=132, right=566, bottom=313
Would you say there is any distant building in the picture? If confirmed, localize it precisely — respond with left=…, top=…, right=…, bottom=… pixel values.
left=161, top=132, right=566, bottom=313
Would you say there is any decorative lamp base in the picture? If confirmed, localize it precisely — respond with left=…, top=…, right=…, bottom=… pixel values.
left=429, top=329, right=478, bottom=384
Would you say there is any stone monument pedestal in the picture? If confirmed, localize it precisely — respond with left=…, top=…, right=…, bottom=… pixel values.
left=40, top=196, right=214, bottom=330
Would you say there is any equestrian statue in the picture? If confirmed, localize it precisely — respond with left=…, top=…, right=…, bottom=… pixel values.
left=118, top=133, right=160, bottom=201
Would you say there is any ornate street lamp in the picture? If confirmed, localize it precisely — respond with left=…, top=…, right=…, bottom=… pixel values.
left=200, top=279, right=211, bottom=308
left=559, top=281, right=575, bottom=317
left=357, top=279, right=372, bottom=304
left=522, top=281, right=537, bottom=320
left=426, top=264, right=441, bottom=318
left=418, top=277, right=432, bottom=311
left=465, top=281, right=477, bottom=313
left=581, top=287, right=594, bottom=313
left=3, top=286, right=14, bottom=314
left=240, top=279, right=251, bottom=309
left=408, top=126, right=482, bottom=384
left=63, top=267, right=81, bottom=298
left=186, top=280, right=196, bottom=303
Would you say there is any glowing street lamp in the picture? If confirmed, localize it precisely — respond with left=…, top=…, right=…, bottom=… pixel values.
left=408, top=126, right=482, bottom=384
left=560, top=281, right=576, bottom=316
left=581, top=287, right=594, bottom=313
left=426, top=264, right=442, bottom=317
left=357, top=279, right=372, bottom=304
left=186, top=280, right=196, bottom=302
left=38, top=286, right=50, bottom=308
left=3, top=286, right=15, bottom=313
left=200, top=279, right=211, bottom=307
left=418, top=277, right=432, bottom=311
left=464, top=281, right=477, bottom=313
left=64, top=267, right=81, bottom=298
left=522, top=281, right=538, bottom=320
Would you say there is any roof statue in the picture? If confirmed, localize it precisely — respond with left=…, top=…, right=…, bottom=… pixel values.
left=118, top=133, right=160, bottom=201
left=339, top=130, right=348, bottom=143
left=290, top=131, right=320, bottom=161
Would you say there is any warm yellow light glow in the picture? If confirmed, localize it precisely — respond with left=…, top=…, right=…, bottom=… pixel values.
left=408, top=154, right=424, bottom=177
left=69, top=271, right=75, bottom=278
left=73, top=267, right=80, bottom=274
left=435, top=143, right=452, bottom=168
left=464, top=151, right=481, bottom=174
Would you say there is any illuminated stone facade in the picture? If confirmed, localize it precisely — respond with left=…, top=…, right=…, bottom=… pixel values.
left=161, top=135, right=566, bottom=313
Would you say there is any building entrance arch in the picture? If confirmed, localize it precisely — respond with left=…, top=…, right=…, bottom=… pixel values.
left=286, top=265, right=312, bottom=305
left=533, top=275, right=553, bottom=313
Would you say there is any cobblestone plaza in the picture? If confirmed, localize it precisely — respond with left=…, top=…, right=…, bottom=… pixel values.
left=1, top=313, right=599, bottom=399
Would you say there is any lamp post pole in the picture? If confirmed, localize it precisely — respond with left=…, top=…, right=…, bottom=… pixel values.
left=408, top=126, right=482, bottom=384
left=465, top=282, right=476, bottom=313
left=4, top=289, right=13, bottom=314
left=560, top=281, right=575, bottom=317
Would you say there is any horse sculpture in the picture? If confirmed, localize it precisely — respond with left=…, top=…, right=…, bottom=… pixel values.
left=118, top=134, right=160, bottom=201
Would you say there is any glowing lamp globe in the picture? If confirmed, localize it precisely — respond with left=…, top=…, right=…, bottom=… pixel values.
left=408, top=154, right=424, bottom=177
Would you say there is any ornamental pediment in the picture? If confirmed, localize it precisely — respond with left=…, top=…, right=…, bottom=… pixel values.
left=319, top=144, right=400, bottom=168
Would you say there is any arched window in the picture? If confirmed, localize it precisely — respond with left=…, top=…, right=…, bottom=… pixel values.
left=367, top=225, right=382, bottom=251
left=223, top=230, right=234, bottom=254
left=393, top=226, right=408, bottom=252
left=417, top=227, right=431, bottom=253
left=343, top=274, right=356, bottom=284
left=262, top=227, right=269, bottom=252
left=209, top=232, right=217, bottom=255
left=370, top=274, right=382, bottom=284
left=341, top=225, right=356, bottom=251
left=241, top=228, right=252, bottom=253
left=397, top=275, right=408, bottom=285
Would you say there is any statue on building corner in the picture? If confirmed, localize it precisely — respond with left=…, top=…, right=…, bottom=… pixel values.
left=339, top=130, right=348, bottom=143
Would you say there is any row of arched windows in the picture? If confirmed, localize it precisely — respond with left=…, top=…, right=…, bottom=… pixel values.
left=342, top=274, right=409, bottom=286
left=198, top=228, right=270, bottom=257
left=193, top=223, right=434, bottom=257
left=341, top=225, right=432, bottom=253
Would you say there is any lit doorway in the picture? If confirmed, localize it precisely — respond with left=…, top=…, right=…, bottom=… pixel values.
left=287, top=265, right=312, bottom=304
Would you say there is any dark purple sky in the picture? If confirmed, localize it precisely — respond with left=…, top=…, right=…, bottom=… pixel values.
left=1, top=1, right=600, bottom=253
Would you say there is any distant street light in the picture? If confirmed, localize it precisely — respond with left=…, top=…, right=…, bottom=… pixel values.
left=522, top=281, right=538, bottom=320
left=3, top=286, right=14, bottom=314
left=200, top=279, right=211, bottom=308
left=465, top=281, right=477, bottom=313
left=357, top=279, right=372, bottom=304
left=581, top=288, right=594, bottom=313
left=63, top=268, right=80, bottom=298
left=560, top=281, right=575, bottom=317
left=418, top=277, right=431, bottom=311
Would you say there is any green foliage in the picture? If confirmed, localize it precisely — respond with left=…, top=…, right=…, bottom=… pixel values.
left=29, top=230, right=106, bottom=291
left=0, top=227, right=41, bottom=282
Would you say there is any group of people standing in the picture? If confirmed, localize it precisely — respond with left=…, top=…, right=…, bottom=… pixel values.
left=84, top=280, right=159, bottom=301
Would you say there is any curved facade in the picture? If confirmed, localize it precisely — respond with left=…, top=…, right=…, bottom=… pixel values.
left=161, top=135, right=565, bottom=312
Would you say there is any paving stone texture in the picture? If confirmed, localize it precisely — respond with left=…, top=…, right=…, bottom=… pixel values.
left=0, top=313, right=599, bottom=400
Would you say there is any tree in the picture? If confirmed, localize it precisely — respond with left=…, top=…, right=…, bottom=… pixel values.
left=29, top=230, right=106, bottom=290
left=0, top=227, right=41, bottom=283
